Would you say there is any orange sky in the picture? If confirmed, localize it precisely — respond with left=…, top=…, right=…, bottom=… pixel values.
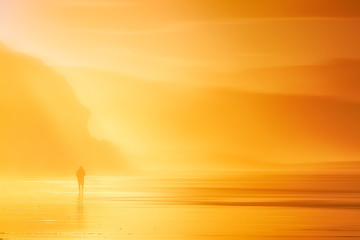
left=1, top=0, right=360, bottom=77
left=1, top=0, right=360, bottom=174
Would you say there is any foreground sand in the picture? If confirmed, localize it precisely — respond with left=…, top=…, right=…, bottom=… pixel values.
left=1, top=174, right=360, bottom=239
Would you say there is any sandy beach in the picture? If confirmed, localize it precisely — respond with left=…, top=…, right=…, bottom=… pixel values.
left=1, top=174, right=360, bottom=240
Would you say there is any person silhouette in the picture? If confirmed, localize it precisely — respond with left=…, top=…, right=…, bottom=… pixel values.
left=76, top=166, right=86, bottom=194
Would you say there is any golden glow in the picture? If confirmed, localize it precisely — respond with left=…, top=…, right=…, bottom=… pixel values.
left=1, top=0, right=360, bottom=173
left=1, top=1, right=360, bottom=239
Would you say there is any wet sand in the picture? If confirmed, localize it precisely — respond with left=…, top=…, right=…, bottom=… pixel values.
left=1, top=174, right=360, bottom=239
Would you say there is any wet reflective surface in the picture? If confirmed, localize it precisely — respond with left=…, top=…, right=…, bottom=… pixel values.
left=1, top=174, right=360, bottom=239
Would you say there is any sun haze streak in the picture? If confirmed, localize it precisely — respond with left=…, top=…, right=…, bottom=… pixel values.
left=48, top=0, right=139, bottom=7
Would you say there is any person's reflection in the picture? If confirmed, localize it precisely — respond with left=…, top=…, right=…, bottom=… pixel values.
left=77, top=194, right=84, bottom=223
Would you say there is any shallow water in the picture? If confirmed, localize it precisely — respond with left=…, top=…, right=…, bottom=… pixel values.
left=1, top=174, right=360, bottom=239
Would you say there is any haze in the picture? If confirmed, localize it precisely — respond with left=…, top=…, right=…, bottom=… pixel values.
left=0, top=0, right=360, bottom=176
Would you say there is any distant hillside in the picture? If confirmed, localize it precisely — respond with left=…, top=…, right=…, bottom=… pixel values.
left=0, top=44, right=126, bottom=177
left=292, top=161, right=360, bottom=172
left=191, top=59, right=360, bottom=102
left=57, top=67, right=360, bottom=170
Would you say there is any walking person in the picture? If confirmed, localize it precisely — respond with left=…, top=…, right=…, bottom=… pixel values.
left=76, top=166, right=86, bottom=194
